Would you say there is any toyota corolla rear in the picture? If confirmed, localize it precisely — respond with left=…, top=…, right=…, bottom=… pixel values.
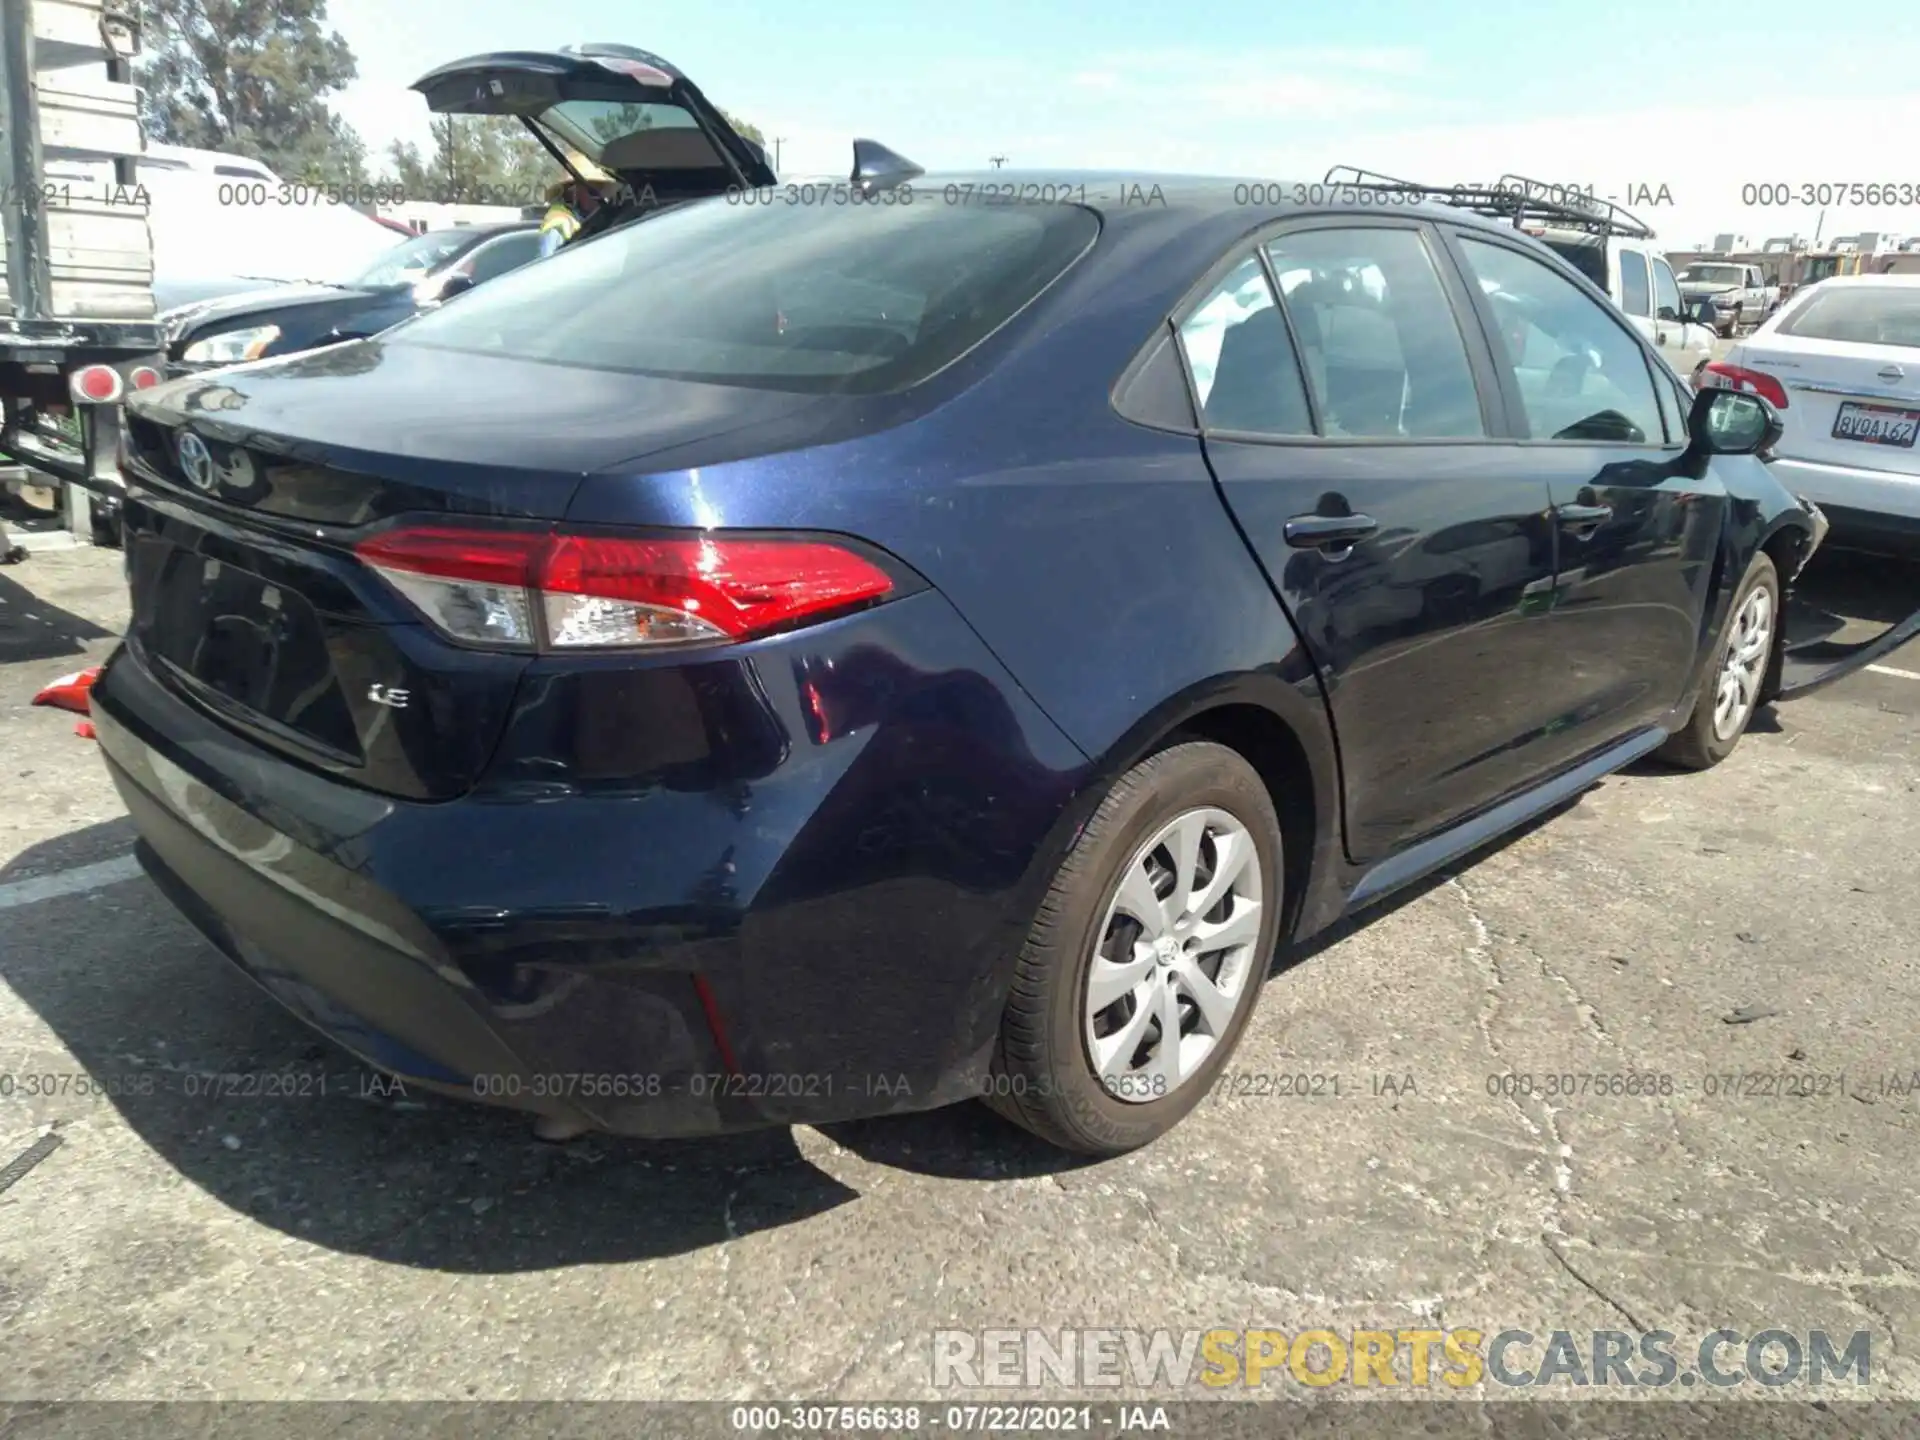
left=93, top=192, right=1101, bottom=1135
left=1707, top=277, right=1920, bottom=551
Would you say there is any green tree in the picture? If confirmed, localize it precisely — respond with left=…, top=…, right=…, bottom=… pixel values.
left=134, top=0, right=367, bottom=184
left=722, top=110, right=765, bottom=146
left=386, top=115, right=553, bottom=207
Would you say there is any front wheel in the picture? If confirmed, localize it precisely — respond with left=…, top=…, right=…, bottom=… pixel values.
left=1658, top=551, right=1779, bottom=770
left=985, top=740, right=1283, bottom=1155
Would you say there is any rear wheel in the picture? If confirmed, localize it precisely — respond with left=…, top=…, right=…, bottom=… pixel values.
left=1658, top=551, right=1779, bottom=770
left=985, top=741, right=1282, bottom=1155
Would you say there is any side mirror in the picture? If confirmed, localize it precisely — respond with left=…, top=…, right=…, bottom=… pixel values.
left=1656, top=304, right=1680, bottom=322
left=1688, top=387, right=1782, bottom=457
left=1688, top=299, right=1715, bottom=325
left=434, top=274, right=477, bottom=303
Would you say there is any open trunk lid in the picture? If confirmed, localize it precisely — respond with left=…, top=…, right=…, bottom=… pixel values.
left=410, top=44, right=776, bottom=201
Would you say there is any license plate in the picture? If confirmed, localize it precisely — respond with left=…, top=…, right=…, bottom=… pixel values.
left=1832, top=401, right=1920, bottom=448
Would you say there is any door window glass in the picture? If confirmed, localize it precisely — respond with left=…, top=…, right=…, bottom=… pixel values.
left=1457, top=236, right=1666, bottom=444
left=1652, top=257, right=1683, bottom=320
left=463, top=231, right=543, bottom=283
left=1263, top=228, right=1485, bottom=438
left=1619, top=249, right=1652, bottom=316
left=1175, top=256, right=1313, bottom=434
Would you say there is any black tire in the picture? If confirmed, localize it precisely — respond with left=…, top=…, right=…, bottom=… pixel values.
left=1658, top=551, right=1779, bottom=770
left=984, top=740, right=1283, bottom=1155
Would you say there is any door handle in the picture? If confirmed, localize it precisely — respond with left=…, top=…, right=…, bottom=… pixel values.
left=1555, top=502, right=1612, bottom=536
left=1284, top=513, right=1379, bottom=551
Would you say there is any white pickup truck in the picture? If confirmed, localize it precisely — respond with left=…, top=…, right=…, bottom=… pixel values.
left=1676, top=261, right=1781, bottom=338
left=1, top=0, right=159, bottom=553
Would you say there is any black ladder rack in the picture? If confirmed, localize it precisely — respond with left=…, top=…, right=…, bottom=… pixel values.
left=1322, top=165, right=1655, bottom=240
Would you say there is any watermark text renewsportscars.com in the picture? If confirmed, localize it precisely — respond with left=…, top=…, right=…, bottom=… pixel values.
left=932, top=1327, right=1872, bottom=1391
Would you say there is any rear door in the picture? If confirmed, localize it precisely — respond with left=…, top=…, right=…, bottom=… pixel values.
left=1732, top=283, right=1920, bottom=472
left=1182, top=219, right=1565, bottom=866
left=1443, top=225, right=1722, bottom=772
left=410, top=45, right=776, bottom=200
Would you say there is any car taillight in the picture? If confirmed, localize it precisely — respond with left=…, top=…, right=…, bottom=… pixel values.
left=1700, top=361, right=1789, bottom=410
left=354, top=527, right=896, bottom=651
left=129, top=366, right=162, bottom=390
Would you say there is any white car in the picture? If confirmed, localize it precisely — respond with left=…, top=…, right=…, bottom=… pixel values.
left=1703, top=275, right=1920, bottom=553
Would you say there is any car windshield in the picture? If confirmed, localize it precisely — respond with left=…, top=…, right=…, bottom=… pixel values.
left=345, top=231, right=474, bottom=289
left=1679, top=266, right=1745, bottom=285
left=389, top=195, right=1101, bottom=394
left=1776, top=285, right=1920, bottom=349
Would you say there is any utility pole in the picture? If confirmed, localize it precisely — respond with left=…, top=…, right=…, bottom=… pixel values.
left=989, top=154, right=1008, bottom=169
left=770, top=136, right=785, bottom=172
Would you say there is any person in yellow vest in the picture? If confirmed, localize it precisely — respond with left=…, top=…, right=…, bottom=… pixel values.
left=538, top=154, right=614, bottom=258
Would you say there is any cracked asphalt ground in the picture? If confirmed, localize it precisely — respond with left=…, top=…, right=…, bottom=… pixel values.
left=2, top=538, right=1918, bottom=1408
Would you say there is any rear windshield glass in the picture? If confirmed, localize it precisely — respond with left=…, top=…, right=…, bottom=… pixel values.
left=1776, top=285, right=1920, bottom=350
left=1678, top=265, right=1746, bottom=285
left=542, top=101, right=720, bottom=173
left=390, top=195, right=1100, bottom=393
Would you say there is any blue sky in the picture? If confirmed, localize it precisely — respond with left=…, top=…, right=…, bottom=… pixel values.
left=329, top=0, right=1920, bottom=249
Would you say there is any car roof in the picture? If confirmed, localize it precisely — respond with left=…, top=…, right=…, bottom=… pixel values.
left=918, top=170, right=1582, bottom=242
left=1801, top=273, right=1920, bottom=288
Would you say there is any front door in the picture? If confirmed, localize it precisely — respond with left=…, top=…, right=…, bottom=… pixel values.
left=1180, top=220, right=1564, bottom=865
left=1442, top=227, right=1724, bottom=772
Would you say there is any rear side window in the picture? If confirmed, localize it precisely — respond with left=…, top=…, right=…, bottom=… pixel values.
left=1176, top=256, right=1312, bottom=435
left=1776, top=285, right=1920, bottom=350
left=1619, top=250, right=1651, bottom=316
left=392, top=196, right=1099, bottom=394
left=1263, top=228, right=1485, bottom=439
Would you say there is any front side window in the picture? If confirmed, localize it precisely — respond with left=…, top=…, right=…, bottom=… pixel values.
left=1263, top=227, right=1485, bottom=439
left=1456, top=236, right=1666, bottom=444
left=1176, top=256, right=1312, bottom=435
left=1619, top=249, right=1651, bottom=316
left=391, top=195, right=1099, bottom=394
left=1652, top=258, right=1683, bottom=319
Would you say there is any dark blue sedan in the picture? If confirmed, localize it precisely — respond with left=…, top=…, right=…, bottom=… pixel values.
left=157, top=224, right=542, bottom=375
left=94, top=172, right=1883, bottom=1155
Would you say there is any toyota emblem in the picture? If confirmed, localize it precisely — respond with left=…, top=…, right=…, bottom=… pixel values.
left=1879, top=364, right=1906, bottom=383
left=177, top=430, right=215, bottom=491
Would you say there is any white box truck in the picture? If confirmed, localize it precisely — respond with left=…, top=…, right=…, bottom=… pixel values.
left=1, top=0, right=161, bottom=554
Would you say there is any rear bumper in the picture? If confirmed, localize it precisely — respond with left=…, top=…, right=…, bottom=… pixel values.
left=1768, top=456, right=1920, bottom=529
left=91, top=588, right=1089, bottom=1137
